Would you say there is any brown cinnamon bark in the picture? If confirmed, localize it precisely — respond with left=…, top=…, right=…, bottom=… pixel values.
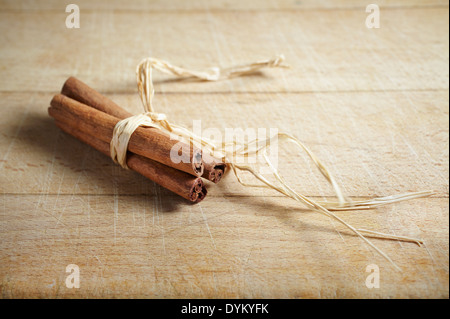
left=61, top=76, right=225, bottom=183
left=53, top=120, right=207, bottom=203
left=49, top=94, right=203, bottom=177
left=203, top=161, right=226, bottom=183
left=62, top=76, right=133, bottom=119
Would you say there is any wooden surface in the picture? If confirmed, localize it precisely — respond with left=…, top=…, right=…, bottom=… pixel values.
left=0, top=0, right=448, bottom=298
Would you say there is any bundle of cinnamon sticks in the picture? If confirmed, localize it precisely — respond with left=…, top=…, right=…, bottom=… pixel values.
left=48, top=77, right=226, bottom=203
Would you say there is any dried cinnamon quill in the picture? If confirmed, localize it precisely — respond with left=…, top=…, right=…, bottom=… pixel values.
left=52, top=119, right=207, bottom=203
left=49, top=94, right=204, bottom=178
left=61, top=77, right=226, bottom=183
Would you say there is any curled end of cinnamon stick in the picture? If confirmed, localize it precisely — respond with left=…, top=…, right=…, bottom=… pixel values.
left=201, top=152, right=226, bottom=183
left=189, top=178, right=208, bottom=203
left=208, top=164, right=226, bottom=183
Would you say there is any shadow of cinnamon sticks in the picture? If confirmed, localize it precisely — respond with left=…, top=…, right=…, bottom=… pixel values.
left=6, top=110, right=188, bottom=212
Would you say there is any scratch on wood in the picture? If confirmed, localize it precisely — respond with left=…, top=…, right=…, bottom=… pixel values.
left=114, top=181, right=119, bottom=245
left=199, top=204, right=217, bottom=250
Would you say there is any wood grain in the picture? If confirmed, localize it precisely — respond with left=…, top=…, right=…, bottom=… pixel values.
left=0, top=194, right=447, bottom=298
left=1, top=91, right=447, bottom=197
left=0, top=9, right=448, bottom=93
left=0, top=1, right=448, bottom=298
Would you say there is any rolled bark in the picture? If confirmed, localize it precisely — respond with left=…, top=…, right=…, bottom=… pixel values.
left=61, top=76, right=225, bottom=183
left=53, top=120, right=207, bottom=202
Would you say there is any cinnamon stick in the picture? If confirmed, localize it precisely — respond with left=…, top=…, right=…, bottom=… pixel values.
left=53, top=120, right=207, bottom=202
left=61, top=76, right=226, bottom=183
left=49, top=94, right=203, bottom=177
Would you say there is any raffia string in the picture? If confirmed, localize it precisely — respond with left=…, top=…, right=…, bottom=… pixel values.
left=110, top=55, right=433, bottom=271
left=110, top=113, right=166, bottom=168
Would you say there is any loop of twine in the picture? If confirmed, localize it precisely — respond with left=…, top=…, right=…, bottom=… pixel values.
left=110, top=113, right=154, bottom=168
left=109, top=55, right=433, bottom=271
left=111, top=55, right=289, bottom=168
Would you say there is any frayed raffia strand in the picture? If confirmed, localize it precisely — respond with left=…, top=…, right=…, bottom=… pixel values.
left=110, top=55, right=433, bottom=271
left=110, top=113, right=163, bottom=168
left=136, top=55, right=289, bottom=112
left=111, top=56, right=288, bottom=168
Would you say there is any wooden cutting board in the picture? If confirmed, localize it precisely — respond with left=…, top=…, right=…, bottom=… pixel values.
left=0, top=0, right=448, bottom=298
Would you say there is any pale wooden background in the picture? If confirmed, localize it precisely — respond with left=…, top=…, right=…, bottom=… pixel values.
left=0, top=0, right=448, bottom=298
